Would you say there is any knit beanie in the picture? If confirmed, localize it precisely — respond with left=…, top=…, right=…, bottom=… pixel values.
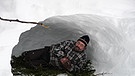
left=78, top=35, right=90, bottom=46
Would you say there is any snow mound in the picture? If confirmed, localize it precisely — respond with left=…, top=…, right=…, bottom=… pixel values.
left=12, top=14, right=132, bottom=76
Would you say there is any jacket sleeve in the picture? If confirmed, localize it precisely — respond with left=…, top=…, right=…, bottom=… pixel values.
left=69, top=54, right=87, bottom=72
left=51, top=40, right=69, bottom=59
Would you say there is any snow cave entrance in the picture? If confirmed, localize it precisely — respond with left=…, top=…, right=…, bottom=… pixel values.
left=11, top=15, right=96, bottom=75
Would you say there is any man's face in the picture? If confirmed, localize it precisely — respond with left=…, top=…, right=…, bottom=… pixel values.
left=74, top=40, right=86, bottom=52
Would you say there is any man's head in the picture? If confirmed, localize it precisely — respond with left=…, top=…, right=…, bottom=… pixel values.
left=74, top=35, right=90, bottom=52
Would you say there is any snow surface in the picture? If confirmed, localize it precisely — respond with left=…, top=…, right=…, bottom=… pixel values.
left=0, top=0, right=135, bottom=76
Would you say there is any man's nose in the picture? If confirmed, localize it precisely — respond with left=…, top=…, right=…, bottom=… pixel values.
left=77, top=44, right=81, bottom=48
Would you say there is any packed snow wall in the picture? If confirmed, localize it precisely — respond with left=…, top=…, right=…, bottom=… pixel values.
left=11, top=14, right=135, bottom=76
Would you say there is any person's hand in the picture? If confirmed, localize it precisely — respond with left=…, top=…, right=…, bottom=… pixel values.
left=60, top=57, right=71, bottom=70
left=60, top=57, right=69, bottom=64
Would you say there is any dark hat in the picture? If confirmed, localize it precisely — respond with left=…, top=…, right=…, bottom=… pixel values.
left=78, top=35, right=90, bottom=46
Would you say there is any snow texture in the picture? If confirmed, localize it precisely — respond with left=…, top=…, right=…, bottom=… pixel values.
left=0, top=0, right=135, bottom=76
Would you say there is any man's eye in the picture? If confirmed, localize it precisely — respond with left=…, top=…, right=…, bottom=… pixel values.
left=77, top=42, right=80, bottom=44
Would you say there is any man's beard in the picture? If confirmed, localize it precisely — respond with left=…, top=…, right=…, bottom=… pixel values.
left=73, top=46, right=83, bottom=53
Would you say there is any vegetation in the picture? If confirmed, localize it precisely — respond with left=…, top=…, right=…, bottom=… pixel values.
left=11, top=55, right=96, bottom=76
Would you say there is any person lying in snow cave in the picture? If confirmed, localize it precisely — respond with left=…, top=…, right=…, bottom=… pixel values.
left=22, top=35, right=90, bottom=73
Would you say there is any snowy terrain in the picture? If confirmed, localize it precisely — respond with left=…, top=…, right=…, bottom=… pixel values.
left=0, top=0, right=135, bottom=76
